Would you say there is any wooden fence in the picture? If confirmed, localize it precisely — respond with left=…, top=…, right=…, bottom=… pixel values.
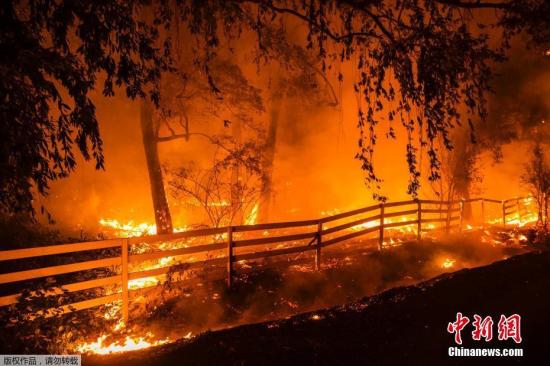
left=0, top=196, right=532, bottom=322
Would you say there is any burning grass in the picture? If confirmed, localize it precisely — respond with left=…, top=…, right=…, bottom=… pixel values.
left=0, top=198, right=541, bottom=356
left=68, top=229, right=532, bottom=355
left=87, top=250, right=550, bottom=366
left=75, top=332, right=174, bottom=355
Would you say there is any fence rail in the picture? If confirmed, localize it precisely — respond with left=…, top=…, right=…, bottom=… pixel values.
left=0, top=196, right=533, bottom=322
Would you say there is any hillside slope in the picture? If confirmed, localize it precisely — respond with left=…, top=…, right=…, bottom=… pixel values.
left=87, top=250, right=550, bottom=365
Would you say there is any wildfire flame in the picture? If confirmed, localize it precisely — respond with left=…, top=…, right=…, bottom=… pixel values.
left=350, top=216, right=417, bottom=234
left=85, top=197, right=539, bottom=355
left=441, top=258, right=455, bottom=269
left=383, top=237, right=403, bottom=247
left=518, top=234, right=528, bottom=242
left=76, top=332, right=174, bottom=355
left=99, top=218, right=187, bottom=237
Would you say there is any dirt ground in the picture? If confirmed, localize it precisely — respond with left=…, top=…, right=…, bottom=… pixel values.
left=85, top=247, right=550, bottom=366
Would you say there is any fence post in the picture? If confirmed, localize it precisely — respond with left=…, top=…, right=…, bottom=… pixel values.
left=379, top=203, right=385, bottom=250
left=459, top=200, right=465, bottom=232
left=315, top=221, right=322, bottom=270
left=502, top=200, right=506, bottom=226
left=227, top=226, right=234, bottom=288
left=417, top=200, right=422, bottom=241
left=516, top=198, right=521, bottom=224
left=121, top=238, right=129, bottom=324
left=481, top=198, right=485, bottom=228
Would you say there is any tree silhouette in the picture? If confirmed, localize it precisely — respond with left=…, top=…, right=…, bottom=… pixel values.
left=153, top=55, right=264, bottom=232
left=2, top=0, right=549, bottom=219
left=521, top=142, right=550, bottom=228
left=0, top=1, right=171, bottom=216
left=247, top=0, right=549, bottom=198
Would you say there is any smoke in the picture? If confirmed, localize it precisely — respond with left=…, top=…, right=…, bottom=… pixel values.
left=32, top=26, right=550, bottom=241
left=483, top=43, right=550, bottom=143
left=38, top=48, right=415, bottom=238
left=126, top=233, right=528, bottom=342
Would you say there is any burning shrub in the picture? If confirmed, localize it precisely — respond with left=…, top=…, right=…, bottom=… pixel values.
left=167, top=137, right=264, bottom=227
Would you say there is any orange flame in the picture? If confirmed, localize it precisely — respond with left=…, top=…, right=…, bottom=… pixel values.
left=441, top=258, right=455, bottom=269
left=76, top=333, right=173, bottom=355
left=99, top=218, right=188, bottom=237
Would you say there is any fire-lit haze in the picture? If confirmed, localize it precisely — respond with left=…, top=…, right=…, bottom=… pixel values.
left=40, top=40, right=550, bottom=239
left=3, top=1, right=550, bottom=360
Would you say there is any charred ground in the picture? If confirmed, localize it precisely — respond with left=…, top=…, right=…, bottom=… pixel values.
left=86, top=248, right=550, bottom=366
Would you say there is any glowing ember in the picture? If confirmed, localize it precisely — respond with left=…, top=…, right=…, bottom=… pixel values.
left=76, top=332, right=171, bottom=354
left=128, top=276, right=160, bottom=290
left=441, top=258, right=455, bottom=269
left=518, top=234, right=528, bottom=242
left=383, top=237, right=403, bottom=247
left=505, top=214, right=538, bottom=227
left=351, top=219, right=379, bottom=231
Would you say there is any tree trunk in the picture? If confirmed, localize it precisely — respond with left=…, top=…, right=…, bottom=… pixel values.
left=140, top=100, right=173, bottom=234
left=259, top=93, right=284, bottom=223
left=455, top=183, right=472, bottom=219
left=453, top=136, right=474, bottom=220
left=231, top=119, right=242, bottom=224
